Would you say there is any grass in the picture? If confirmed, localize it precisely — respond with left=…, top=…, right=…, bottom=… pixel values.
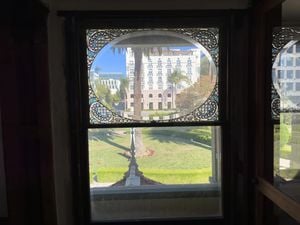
left=280, top=144, right=292, bottom=159
left=92, top=168, right=211, bottom=184
left=88, top=127, right=213, bottom=185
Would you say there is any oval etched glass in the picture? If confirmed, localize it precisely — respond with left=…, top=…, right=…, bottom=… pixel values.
left=87, top=29, right=219, bottom=124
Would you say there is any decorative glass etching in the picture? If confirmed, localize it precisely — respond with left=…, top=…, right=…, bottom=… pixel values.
left=272, top=27, right=300, bottom=120
left=87, top=28, right=219, bottom=124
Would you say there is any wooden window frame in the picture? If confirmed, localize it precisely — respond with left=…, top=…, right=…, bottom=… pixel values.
left=251, top=0, right=300, bottom=224
left=61, top=9, right=252, bottom=225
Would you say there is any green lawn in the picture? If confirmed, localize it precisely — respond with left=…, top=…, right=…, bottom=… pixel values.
left=280, top=144, right=292, bottom=159
left=89, top=127, right=213, bottom=185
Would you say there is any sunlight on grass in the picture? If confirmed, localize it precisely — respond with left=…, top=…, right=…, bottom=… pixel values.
left=89, top=127, right=214, bottom=185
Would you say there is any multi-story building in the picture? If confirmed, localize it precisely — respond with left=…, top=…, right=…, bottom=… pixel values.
left=273, top=41, right=300, bottom=107
left=125, top=48, right=201, bottom=111
left=89, top=71, right=123, bottom=95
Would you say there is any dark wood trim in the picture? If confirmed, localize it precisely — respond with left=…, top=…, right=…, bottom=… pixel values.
left=0, top=218, right=8, bottom=225
left=249, top=0, right=282, bottom=224
left=227, top=10, right=251, bottom=225
left=257, top=177, right=300, bottom=223
left=261, top=0, right=286, bottom=13
left=0, top=1, right=56, bottom=225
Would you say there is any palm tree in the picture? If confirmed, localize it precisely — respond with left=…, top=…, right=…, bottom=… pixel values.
left=119, top=78, right=129, bottom=111
left=167, top=69, right=190, bottom=109
left=112, top=46, right=163, bottom=157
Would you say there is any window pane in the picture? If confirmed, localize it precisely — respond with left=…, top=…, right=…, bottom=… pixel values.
left=296, top=70, right=300, bottom=79
left=296, top=57, right=300, bottom=66
left=272, top=33, right=300, bottom=204
left=287, top=70, right=294, bottom=79
left=274, top=114, right=300, bottom=204
left=87, top=29, right=219, bottom=124
left=89, top=126, right=222, bottom=221
left=286, top=56, right=294, bottom=67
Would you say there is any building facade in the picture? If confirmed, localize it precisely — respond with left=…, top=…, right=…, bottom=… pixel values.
left=125, top=48, right=201, bottom=111
left=273, top=41, right=300, bottom=107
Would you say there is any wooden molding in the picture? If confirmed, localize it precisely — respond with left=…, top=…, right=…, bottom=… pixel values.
left=257, top=177, right=300, bottom=223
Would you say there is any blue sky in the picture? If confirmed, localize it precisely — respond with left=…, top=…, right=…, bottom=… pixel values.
left=91, top=44, right=127, bottom=75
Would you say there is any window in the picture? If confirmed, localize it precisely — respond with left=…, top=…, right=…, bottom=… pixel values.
left=287, top=45, right=294, bottom=53
left=158, top=102, right=162, bottom=110
left=286, top=70, right=294, bottom=79
left=296, top=70, right=300, bottom=79
left=286, top=55, right=294, bottom=66
left=149, top=102, right=153, bottom=110
left=296, top=57, right=300, bottom=66
left=285, top=82, right=293, bottom=91
left=278, top=70, right=284, bottom=79
left=270, top=28, right=300, bottom=218
left=69, top=15, right=225, bottom=224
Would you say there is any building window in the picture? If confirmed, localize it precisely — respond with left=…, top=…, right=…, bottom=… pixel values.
left=71, top=19, right=224, bottom=223
left=296, top=57, right=300, bottom=66
left=286, top=70, right=294, bottom=79
left=286, top=55, right=294, bottom=66
left=167, top=102, right=172, bottom=109
left=149, top=102, right=153, bottom=110
left=285, top=82, right=293, bottom=91
left=296, top=70, right=300, bottom=79
left=287, top=45, right=294, bottom=53
left=158, top=102, right=162, bottom=110
left=278, top=70, right=285, bottom=79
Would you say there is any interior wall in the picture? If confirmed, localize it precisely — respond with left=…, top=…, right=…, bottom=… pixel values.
left=282, top=0, right=300, bottom=25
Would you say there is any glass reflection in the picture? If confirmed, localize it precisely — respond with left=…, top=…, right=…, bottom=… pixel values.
left=88, top=30, right=217, bottom=122
left=273, top=40, right=300, bottom=204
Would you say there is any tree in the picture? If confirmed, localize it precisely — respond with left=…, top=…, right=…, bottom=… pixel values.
left=176, top=74, right=216, bottom=115
left=116, top=78, right=129, bottom=111
left=167, top=69, right=190, bottom=109
left=94, top=79, right=119, bottom=109
left=112, top=46, right=164, bottom=157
